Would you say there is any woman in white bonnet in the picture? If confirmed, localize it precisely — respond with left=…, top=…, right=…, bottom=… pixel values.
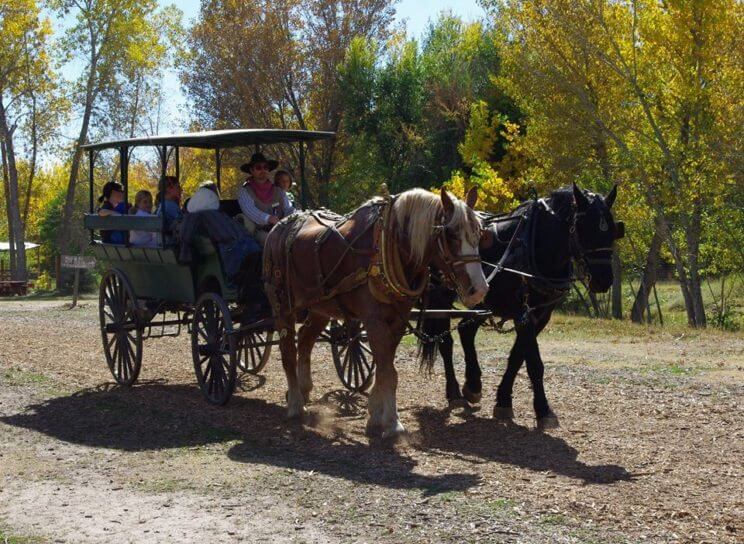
left=186, top=181, right=221, bottom=213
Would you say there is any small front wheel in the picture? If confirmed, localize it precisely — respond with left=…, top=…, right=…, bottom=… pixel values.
left=191, top=292, right=237, bottom=405
left=329, top=320, right=374, bottom=393
left=237, top=330, right=274, bottom=374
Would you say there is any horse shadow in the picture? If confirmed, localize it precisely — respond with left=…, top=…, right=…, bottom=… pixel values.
left=1, top=383, right=480, bottom=496
left=412, top=406, right=633, bottom=485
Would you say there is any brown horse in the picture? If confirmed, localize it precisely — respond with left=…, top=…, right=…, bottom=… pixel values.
left=263, top=187, right=488, bottom=438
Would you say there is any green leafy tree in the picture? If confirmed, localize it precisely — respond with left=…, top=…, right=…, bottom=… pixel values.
left=51, top=0, right=181, bottom=253
left=487, top=0, right=744, bottom=327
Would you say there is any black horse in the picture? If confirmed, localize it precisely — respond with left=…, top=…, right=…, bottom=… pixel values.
left=419, top=183, right=624, bottom=429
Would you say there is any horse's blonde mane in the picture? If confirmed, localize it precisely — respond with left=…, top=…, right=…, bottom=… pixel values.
left=392, top=188, right=481, bottom=266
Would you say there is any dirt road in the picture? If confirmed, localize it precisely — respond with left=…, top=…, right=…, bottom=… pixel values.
left=1, top=300, right=742, bottom=543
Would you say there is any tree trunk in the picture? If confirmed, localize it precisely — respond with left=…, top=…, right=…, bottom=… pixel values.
left=22, top=93, right=37, bottom=225
left=0, top=95, right=27, bottom=281
left=631, top=216, right=663, bottom=323
left=658, top=212, right=698, bottom=327
left=1, top=138, right=16, bottom=275
left=685, top=206, right=706, bottom=327
left=58, top=60, right=97, bottom=254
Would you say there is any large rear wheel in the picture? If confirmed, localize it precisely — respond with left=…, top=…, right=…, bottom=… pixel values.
left=191, top=292, right=237, bottom=405
left=99, top=269, right=143, bottom=386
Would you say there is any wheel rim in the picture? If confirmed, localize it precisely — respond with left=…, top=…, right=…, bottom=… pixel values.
left=237, top=330, right=273, bottom=374
left=331, top=321, right=374, bottom=393
left=99, top=270, right=142, bottom=386
left=192, top=293, right=236, bottom=405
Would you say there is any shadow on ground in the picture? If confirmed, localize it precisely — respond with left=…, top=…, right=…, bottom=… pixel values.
left=0, top=383, right=479, bottom=495
left=2, top=382, right=630, bottom=493
left=412, top=406, right=633, bottom=485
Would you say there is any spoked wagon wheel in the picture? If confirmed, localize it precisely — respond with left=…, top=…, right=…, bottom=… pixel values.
left=329, top=320, right=374, bottom=393
left=191, top=292, right=237, bottom=405
left=99, top=269, right=143, bottom=386
left=236, top=330, right=274, bottom=374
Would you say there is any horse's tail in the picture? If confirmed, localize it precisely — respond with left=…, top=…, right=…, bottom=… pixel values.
left=417, top=315, right=451, bottom=373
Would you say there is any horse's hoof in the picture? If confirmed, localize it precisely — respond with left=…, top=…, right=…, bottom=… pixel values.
left=365, top=422, right=383, bottom=438
left=493, top=406, right=515, bottom=420
left=537, top=414, right=560, bottom=430
left=462, top=385, right=482, bottom=404
left=286, top=407, right=305, bottom=421
left=448, top=397, right=469, bottom=409
left=381, top=421, right=406, bottom=441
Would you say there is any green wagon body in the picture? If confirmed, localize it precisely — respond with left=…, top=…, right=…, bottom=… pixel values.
left=84, top=214, right=237, bottom=304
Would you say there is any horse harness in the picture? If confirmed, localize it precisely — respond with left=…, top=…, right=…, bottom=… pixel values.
left=270, top=195, right=479, bottom=316
left=480, top=198, right=605, bottom=329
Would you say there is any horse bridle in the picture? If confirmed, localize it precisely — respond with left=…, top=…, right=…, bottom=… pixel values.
left=433, top=222, right=482, bottom=293
left=568, top=208, right=615, bottom=283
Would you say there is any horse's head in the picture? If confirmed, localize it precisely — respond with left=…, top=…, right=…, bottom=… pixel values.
left=431, top=187, right=488, bottom=307
left=571, top=183, right=624, bottom=293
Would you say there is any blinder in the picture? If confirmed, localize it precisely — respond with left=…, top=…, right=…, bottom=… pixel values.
left=614, top=221, right=625, bottom=240
left=433, top=221, right=481, bottom=294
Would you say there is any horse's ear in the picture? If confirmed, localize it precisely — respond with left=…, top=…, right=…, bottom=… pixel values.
left=605, top=184, right=618, bottom=209
left=465, top=186, right=478, bottom=209
left=573, top=182, right=589, bottom=210
left=440, top=187, right=455, bottom=219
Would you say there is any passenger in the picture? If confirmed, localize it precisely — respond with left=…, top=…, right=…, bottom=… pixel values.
left=97, top=181, right=129, bottom=244
left=129, top=190, right=157, bottom=248
left=186, top=181, right=221, bottom=213
left=237, top=153, right=294, bottom=246
left=156, top=175, right=184, bottom=234
left=273, top=169, right=301, bottom=210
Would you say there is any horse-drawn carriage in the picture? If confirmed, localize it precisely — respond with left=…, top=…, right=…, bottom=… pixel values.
left=85, top=128, right=623, bottom=438
left=83, top=129, right=490, bottom=414
left=85, top=130, right=349, bottom=403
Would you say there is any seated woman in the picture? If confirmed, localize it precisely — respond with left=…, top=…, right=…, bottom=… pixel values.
left=180, top=182, right=264, bottom=311
left=129, top=190, right=157, bottom=248
left=237, top=153, right=294, bottom=246
left=155, top=175, right=184, bottom=245
left=97, top=181, right=129, bottom=244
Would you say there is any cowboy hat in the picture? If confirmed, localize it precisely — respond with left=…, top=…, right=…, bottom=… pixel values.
left=240, top=152, right=278, bottom=174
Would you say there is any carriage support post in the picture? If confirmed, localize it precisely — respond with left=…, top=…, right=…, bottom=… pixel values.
left=299, top=141, right=307, bottom=209
left=215, top=148, right=221, bottom=191
left=159, top=146, right=168, bottom=236
left=120, top=145, right=129, bottom=204
left=88, top=149, right=95, bottom=243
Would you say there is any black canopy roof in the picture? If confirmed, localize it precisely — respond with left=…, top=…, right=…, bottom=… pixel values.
left=81, top=129, right=335, bottom=151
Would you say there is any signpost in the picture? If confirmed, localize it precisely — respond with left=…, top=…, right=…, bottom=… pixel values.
left=61, top=255, right=96, bottom=308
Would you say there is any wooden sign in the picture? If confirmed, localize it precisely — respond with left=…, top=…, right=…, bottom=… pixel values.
left=61, top=255, right=96, bottom=269
left=60, top=255, right=96, bottom=308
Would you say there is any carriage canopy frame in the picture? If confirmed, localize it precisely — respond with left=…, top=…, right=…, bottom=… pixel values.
left=83, top=128, right=335, bottom=217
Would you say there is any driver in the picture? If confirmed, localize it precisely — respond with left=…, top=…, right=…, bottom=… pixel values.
left=237, top=152, right=294, bottom=246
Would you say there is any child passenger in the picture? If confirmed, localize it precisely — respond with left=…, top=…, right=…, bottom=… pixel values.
left=129, top=190, right=157, bottom=248
left=97, top=181, right=129, bottom=244
left=273, top=169, right=300, bottom=210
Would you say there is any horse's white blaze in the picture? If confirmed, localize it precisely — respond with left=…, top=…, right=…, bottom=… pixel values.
left=461, top=237, right=488, bottom=306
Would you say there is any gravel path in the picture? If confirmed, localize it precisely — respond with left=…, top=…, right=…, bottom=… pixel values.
left=0, top=300, right=742, bottom=543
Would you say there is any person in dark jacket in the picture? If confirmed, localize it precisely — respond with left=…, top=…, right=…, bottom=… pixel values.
left=97, top=181, right=129, bottom=244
